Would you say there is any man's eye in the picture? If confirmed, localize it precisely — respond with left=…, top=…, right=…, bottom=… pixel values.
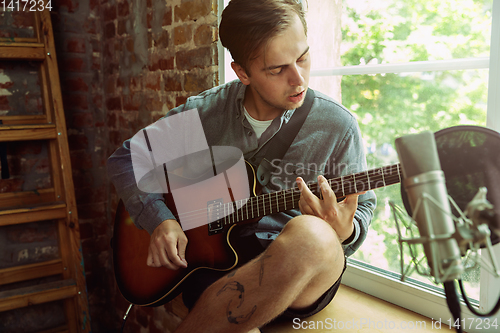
left=270, top=67, right=283, bottom=75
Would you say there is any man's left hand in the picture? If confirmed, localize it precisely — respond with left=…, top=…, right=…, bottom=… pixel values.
left=296, top=175, right=360, bottom=242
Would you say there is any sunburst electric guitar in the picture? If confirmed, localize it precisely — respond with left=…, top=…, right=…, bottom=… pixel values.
left=112, top=160, right=402, bottom=307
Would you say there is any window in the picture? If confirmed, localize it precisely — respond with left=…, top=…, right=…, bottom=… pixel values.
left=218, top=0, right=500, bottom=329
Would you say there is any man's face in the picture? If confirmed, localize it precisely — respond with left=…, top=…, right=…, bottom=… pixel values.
left=234, top=14, right=311, bottom=118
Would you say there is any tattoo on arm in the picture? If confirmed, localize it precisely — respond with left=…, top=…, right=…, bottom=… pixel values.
left=217, top=281, right=257, bottom=324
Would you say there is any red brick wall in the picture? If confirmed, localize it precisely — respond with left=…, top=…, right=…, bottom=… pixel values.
left=50, top=0, right=113, bottom=330
left=51, top=0, right=219, bottom=331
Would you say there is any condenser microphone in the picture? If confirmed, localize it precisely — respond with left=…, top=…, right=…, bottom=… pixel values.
left=395, top=131, right=463, bottom=283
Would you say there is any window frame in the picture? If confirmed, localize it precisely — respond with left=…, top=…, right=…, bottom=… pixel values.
left=217, top=0, right=500, bottom=329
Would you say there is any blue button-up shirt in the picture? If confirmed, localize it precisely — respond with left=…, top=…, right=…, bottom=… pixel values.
left=107, top=80, right=376, bottom=256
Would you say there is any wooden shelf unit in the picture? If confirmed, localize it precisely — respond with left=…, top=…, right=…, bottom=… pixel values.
left=0, top=5, right=91, bottom=333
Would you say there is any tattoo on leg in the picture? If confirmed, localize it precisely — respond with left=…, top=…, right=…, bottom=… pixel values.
left=227, top=304, right=257, bottom=324
left=217, top=281, right=245, bottom=307
left=256, top=254, right=272, bottom=286
left=217, top=281, right=257, bottom=324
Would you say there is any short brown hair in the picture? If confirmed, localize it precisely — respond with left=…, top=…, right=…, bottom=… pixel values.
left=219, top=0, right=307, bottom=73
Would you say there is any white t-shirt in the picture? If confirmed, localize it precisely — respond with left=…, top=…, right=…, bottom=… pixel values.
left=243, top=106, right=273, bottom=139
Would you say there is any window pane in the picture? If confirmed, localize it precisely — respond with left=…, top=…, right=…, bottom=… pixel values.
left=337, top=1, right=493, bottom=302
left=0, top=140, right=52, bottom=193
left=0, top=61, right=44, bottom=116
left=0, top=219, right=59, bottom=270
left=344, top=69, right=488, bottom=301
left=0, top=10, right=36, bottom=39
left=307, top=0, right=494, bottom=303
left=341, top=0, right=493, bottom=65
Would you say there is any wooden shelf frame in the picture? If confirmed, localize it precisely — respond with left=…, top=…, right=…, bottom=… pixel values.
left=0, top=279, right=77, bottom=313
left=0, top=45, right=46, bottom=60
left=0, top=4, right=91, bottom=332
left=0, top=202, right=67, bottom=226
left=0, top=259, right=65, bottom=286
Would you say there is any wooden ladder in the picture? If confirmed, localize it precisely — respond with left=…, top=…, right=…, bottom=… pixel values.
left=0, top=4, right=90, bottom=333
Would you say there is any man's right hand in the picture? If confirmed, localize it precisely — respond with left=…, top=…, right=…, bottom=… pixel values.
left=147, top=219, right=188, bottom=270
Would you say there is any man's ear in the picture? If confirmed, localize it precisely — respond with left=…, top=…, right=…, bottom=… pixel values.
left=231, top=62, right=250, bottom=85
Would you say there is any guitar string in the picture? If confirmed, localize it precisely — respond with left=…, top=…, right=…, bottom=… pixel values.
left=174, top=173, right=401, bottom=226
left=177, top=179, right=401, bottom=227
left=173, top=164, right=402, bottom=223
left=173, top=171, right=400, bottom=219
left=175, top=173, right=402, bottom=225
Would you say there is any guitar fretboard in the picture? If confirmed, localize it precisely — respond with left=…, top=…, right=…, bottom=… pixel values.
left=217, top=163, right=402, bottom=227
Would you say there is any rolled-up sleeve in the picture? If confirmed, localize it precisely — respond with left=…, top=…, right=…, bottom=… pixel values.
left=107, top=138, right=177, bottom=235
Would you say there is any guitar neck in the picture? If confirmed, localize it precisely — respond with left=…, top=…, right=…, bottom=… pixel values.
left=219, top=163, right=402, bottom=227
left=327, top=163, right=402, bottom=197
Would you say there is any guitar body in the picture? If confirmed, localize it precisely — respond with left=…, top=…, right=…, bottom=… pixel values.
left=113, top=161, right=259, bottom=306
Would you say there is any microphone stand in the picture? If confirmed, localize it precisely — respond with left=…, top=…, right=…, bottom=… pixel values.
left=444, top=281, right=463, bottom=333
left=391, top=189, right=500, bottom=333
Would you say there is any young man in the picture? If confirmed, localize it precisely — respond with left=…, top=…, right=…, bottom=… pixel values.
left=108, top=1, right=376, bottom=332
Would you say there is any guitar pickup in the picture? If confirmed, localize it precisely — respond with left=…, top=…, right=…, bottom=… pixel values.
left=208, top=220, right=224, bottom=235
left=208, top=198, right=224, bottom=235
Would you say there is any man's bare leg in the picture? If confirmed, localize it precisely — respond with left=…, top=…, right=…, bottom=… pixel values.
left=174, top=215, right=345, bottom=333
